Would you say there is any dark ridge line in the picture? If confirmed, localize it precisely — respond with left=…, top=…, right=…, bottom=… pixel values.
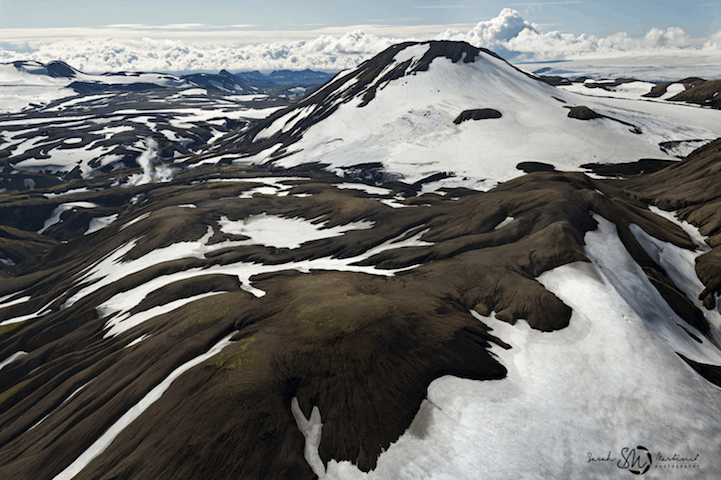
left=565, top=105, right=642, bottom=134
left=581, top=159, right=677, bottom=177
left=678, top=353, right=721, bottom=389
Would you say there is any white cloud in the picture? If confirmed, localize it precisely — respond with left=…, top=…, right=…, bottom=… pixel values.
left=704, top=30, right=721, bottom=49
left=452, top=8, right=540, bottom=44
left=438, top=10, right=705, bottom=61
left=0, top=10, right=719, bottom=73
left=0, top=30, right=399, bottom=72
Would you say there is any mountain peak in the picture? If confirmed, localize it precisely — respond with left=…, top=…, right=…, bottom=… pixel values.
left=8, top=59, right=79, bottom=78
left=43, top=60, right=78, bottom=78
left=208, top=38, right=717, bottom=195
left=213, top=40, right=543, bottom=173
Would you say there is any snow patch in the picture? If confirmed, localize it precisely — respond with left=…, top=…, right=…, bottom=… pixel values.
left=648, top=206, right=709, bottom=252
left=586, top=215, right=721, bottom=365
left=291, top=397, right=326, bottom=478
left=38, top=202, right=99, bottom=234
left=334, top=183, right=392, bottom=196
left=102, top=291, right=226, bottom=338
left=125, top=334, right=151, bottom=348
left=85, top=214, right=119, bottom=235
left=28, top=414, right=50, bottom=431
left=0, top=295, right=32, bottom=310
left=217, top=214, right=374, bottom=250
left=88, top=225, right=433, bottom=319
left=0, top=351, right=28, bottom=371
left=0, top=296, right=58, bottom=327
left=659, top=83, right=686, bottom=100
left=44, top=188, right=94, bottom=199
left=62, top=382, right=90, bottom=405
left=630, top=222, right=721, bottom=340
left=494, top=216, right=514, bottom=230
left=208, top=176, right=307, bottom=197
left=119, top=212, right=151, bottom=231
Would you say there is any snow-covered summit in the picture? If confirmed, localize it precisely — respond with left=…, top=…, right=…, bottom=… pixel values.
left=12, top=60, right=79, bottom=79
left=212, top=40, right=721, bottom=191
left=0, top=59, right=189, bottom=89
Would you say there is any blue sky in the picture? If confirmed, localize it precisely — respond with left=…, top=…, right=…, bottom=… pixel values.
left=1, top=3, right=720, bottom=72
left=1, top=0, right=719, bottom=37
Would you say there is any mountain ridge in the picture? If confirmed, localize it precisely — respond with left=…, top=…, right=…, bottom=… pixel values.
left=1, top=60, right=335, bottom=93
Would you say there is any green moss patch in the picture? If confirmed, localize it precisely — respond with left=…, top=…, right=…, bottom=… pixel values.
left=0, top=380, right=29, bottom=406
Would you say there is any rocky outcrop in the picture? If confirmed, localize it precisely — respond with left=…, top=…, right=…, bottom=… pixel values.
left=453, top=108, right=502, bottom=124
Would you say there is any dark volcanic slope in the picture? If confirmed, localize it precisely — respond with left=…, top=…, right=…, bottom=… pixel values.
left=665, top=79, right=721, bottom=109
left=0, top=141, right=720, bottom=478
left=641, top=77, right=721, bottom=109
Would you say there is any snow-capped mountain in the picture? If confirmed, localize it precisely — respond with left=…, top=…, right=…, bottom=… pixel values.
left=207, top=40, right=721, bottom=191
left=1, top=41, right=721, bottom=479
left=10, top=61, right=79, bottom=80
left=2, top=60, right=189, bottom=89
left=1, top=60, right=335, bottom=96
left=0, top=60, right=333, bottom=117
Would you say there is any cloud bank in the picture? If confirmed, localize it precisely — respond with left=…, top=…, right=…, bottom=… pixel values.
left=0, top=9, right=719, bottom=73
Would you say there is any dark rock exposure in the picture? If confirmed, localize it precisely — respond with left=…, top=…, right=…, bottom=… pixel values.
left=566, top=105, right=603, bottom=120
left=453, top=109, right=502, bottom=124
left=516, top=161, right=557, bottom=173
left=2, top=41, right=721, bottom=479
left=642, top=77, right=721, bottom=109
left=581, top=159, right=677, bottom=177
left=566, top=105, right=643, bottom=133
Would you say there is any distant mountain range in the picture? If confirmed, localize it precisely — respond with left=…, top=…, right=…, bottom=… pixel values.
left=2, top=60, right=337, bottom=95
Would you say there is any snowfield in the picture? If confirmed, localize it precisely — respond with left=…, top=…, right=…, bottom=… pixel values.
left=315, top=218, right=721, bottom=480
left=226, top=42, right=721, bottom=191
